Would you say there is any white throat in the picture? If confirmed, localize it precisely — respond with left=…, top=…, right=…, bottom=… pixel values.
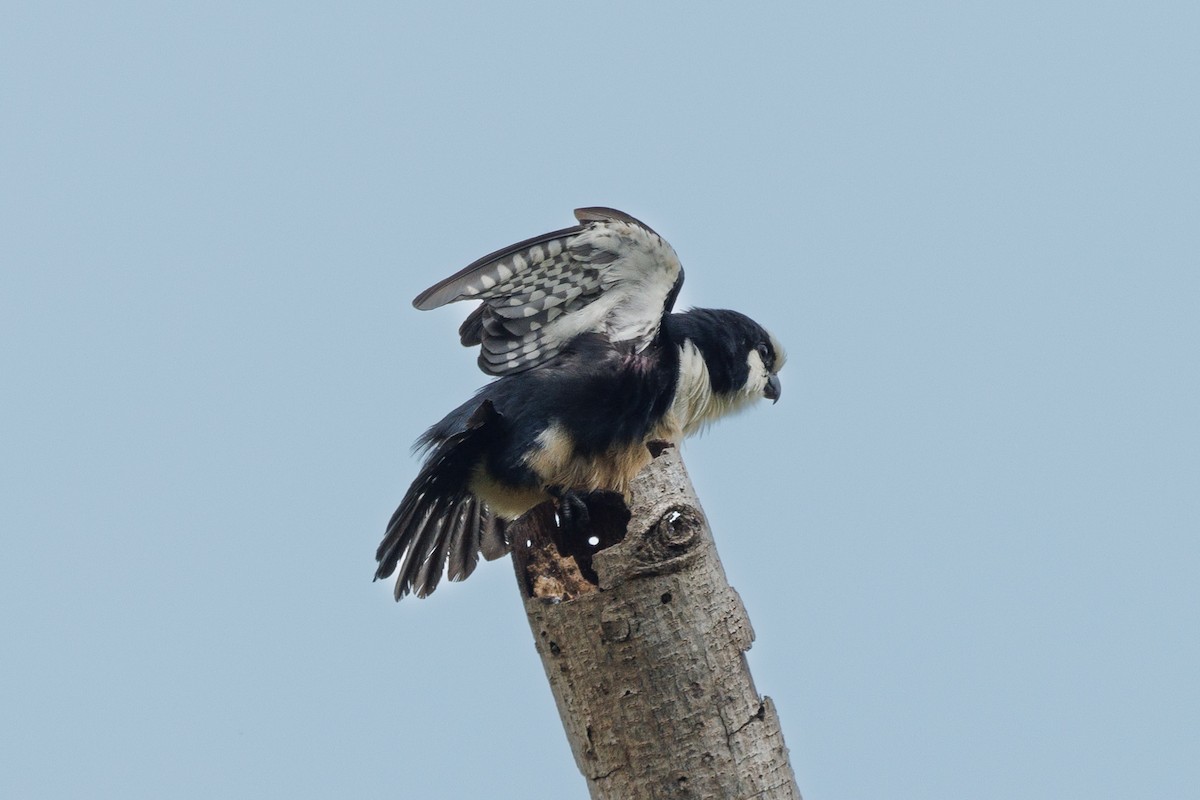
left=659, top=341, right=766, bottom=440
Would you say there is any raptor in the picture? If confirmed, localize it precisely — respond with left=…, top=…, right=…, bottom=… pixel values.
left=375, top=208, right=785, bottom=599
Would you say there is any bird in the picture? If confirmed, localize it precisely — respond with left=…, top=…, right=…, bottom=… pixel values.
left=375, top=207, right=786, bottom=600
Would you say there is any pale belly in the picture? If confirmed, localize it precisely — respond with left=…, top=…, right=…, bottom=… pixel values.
left=467, top=422, right=658, bottom=521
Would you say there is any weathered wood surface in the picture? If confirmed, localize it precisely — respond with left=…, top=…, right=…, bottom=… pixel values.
left=511, top=448, right=801, bottom=800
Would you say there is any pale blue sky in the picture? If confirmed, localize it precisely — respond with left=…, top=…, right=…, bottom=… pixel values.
left=2, top=3, right=1197, bottom=798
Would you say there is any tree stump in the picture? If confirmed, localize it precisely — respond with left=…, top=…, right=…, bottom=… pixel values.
left=511, top=447, right=801, bottom=800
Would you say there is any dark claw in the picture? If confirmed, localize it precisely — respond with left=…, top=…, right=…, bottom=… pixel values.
left=549, top=487, right=591, bottom=531
left=560, top=492, right=591, bottom=531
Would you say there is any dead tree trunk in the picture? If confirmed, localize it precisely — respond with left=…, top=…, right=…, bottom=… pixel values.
left=510, top=447, right=801, bottom=800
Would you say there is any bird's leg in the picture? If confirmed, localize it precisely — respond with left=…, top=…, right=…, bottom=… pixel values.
left=533, top=488, right=632, bottom=589
left=547, top=485, right=591, bottom=532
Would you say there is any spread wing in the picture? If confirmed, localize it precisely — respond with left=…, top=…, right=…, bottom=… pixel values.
left=413, top=207, right=685, bottom=375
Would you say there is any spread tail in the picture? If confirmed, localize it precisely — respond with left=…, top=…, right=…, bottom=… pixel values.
left=375, top=401, right=507, bottom=600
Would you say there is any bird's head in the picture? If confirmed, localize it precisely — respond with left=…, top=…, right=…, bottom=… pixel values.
left=666, top=308, right=786, bottom=436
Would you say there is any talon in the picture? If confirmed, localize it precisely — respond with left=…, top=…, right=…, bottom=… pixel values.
left=548, top=486, right=591, bottom=531
left=560, top=493, right=590, bottom=530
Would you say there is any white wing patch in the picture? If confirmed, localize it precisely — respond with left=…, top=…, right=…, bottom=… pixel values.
left=413, top=208, right=684, bottom=375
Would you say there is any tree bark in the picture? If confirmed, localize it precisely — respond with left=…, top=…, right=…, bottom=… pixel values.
left=511, top=447, right=801, bottom=800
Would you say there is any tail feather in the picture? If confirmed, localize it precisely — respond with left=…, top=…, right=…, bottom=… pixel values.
left=414, top=510, right=457, bottom=597
left=374, top=494, right=426, bottom=582
left=479, top=510, right=509, bottom=561
left=375, top=400, right=503, bottom=600
left=392, top=496, right=449, bottom=599
left=446, top=497, right=481, bottom=582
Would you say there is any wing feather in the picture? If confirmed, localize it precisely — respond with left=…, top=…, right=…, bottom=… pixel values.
left=413, top=225, right=583, bottom=311
left=413, top=207, right=684, bottom=375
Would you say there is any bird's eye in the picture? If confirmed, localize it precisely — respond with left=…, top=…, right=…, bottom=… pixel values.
left=755, top=342, right=771, bottom=366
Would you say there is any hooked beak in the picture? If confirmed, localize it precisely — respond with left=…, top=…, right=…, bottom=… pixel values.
left=763, top=374, right=781, bottom=404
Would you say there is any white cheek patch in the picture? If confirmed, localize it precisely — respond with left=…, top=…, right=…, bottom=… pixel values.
left=744, top=350, right=770, bottom=397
